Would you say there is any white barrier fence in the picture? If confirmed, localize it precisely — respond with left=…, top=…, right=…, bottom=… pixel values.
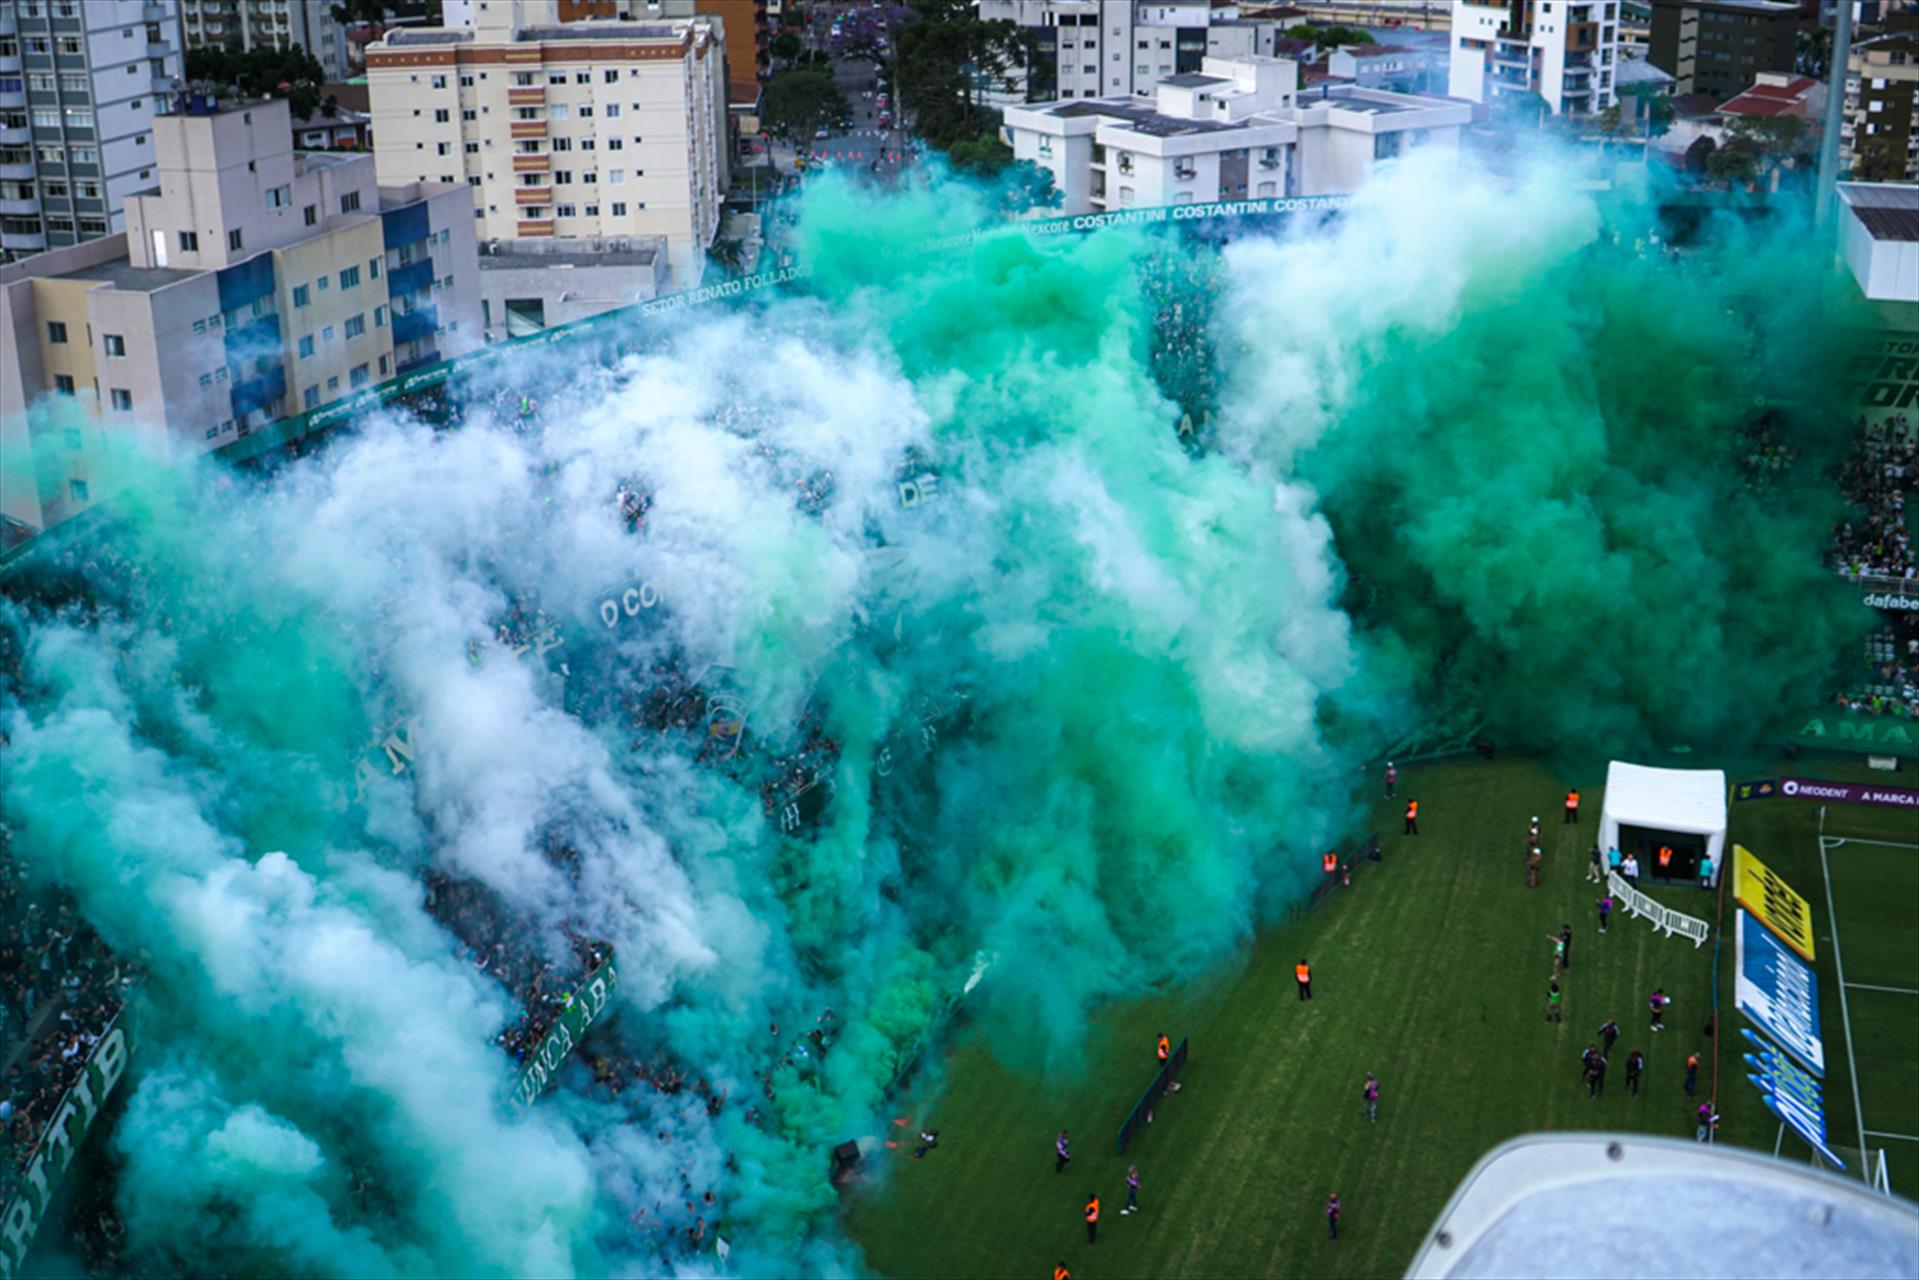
left=1607, top=871, right=1712, bottom=947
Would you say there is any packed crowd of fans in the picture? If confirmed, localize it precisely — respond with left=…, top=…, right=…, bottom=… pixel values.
left=1139, top=241, right=1224, bottom=446
left=1833, top=614, right=1919, bottom=721
left=1830, top=411, right=1916, bottom=581
left=0, top=827, right=133, bottom=1195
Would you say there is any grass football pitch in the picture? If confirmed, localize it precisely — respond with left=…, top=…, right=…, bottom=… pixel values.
left=842, top=755, right=1919, bottom=1278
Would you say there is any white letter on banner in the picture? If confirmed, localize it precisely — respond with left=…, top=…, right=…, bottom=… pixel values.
left=1, top=1197, right=37, bottom=1280
left=599, top=600, right=619, bottom=629
left=93, top=1026, right=126, bottom=1099
left=381, top=718, right=417, bottom=775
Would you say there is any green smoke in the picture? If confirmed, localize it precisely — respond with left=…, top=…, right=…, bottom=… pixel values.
left=0, top=151, right=1865, bottom=1277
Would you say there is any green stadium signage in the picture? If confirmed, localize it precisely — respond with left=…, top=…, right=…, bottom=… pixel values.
left=512, top=954, right=619, bottom=1109
left=0, top=1012, right=132, bottom=1280
left=1789, top=715, right=1916, bottom=752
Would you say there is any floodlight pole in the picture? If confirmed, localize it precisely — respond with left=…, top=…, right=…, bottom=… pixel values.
left=1813, top=0, right=1855, bottom=238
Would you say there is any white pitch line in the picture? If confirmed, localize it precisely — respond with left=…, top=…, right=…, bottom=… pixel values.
left=1822, top=836, right=1919, bottom=851
left=1865, top=1130, right=1919, bottom=1143
left=1844, top=982, right=1919, bottom=996
left=1819, top=834, right=1871, bottom=1169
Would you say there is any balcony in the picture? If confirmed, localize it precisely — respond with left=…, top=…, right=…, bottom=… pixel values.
left=516, top=218, right=554, bottom=237
left=0, top=124, right=28, bottom=146
left=390, top=303, right=437, bottom=347
left=1, top=227, right=46, bottom=251
left=0, top=194, right=38, bottom=215
left=510, top=121, right=547, bottom=140
left=507, top=87, right=545, bottom=107
left=513, top=186, right=551, bottom=205
left=388, top=255, right=434, bottom=298
left=512, top=153, right=549, bottom=172
left=0, top=85, right=21, bottom=111
left=0, top=160, right=31, bottom=180
left=229, top=362, right=286, bottom=420
left=0, top=49, right=20, bottom=73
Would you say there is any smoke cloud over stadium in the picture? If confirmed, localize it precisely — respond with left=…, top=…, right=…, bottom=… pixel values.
left=0, top=148, right=1866, bottom=1275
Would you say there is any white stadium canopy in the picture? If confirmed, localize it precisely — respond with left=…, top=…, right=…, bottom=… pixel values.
left=1599, top=761, right=1728, bottom=884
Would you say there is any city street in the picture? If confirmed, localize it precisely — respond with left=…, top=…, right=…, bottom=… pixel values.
left=796, top=2, right=909, bottom=178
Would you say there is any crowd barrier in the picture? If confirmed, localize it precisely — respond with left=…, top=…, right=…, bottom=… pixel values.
left=1607, top=870, right=1712, bottom=947
left=1297, top=835, right=1384, bottom=919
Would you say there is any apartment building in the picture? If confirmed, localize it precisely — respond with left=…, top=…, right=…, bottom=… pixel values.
left=1450, top=0, right=1622, bottom=115
left=1646, top=0, right=1797, bottom=99
left=177, top=0, right=351, bottom=82
left=976, top=1, right=1294, bottom=104
left=1843, top=32, right=1919, bottom=182
left=0, top=0, right=187, bottom=263
left=0, top=95, right=477, bottom=538
left=365, top=13, right=726, bottom=288
left=1003, top=56, right=1471, bottom=210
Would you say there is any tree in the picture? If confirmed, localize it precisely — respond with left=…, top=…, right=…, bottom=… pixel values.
left=330, top=0, right=389, bottom=24
left=991, top=158, right=1062, bottom=214
left=771, top=30, right=803, bottom=62
left=1643, top=92, right=1676, bottom=141
left=760, top=67, right=850, bottom=140
left=1684, top=134, right=1717, bottom=174
left=1705, top=141, right=1760, bottom=188
left=1852, top=133, right=1911, bottom=183
left=1597, top=103, right=1625, bottom=138
left=185, top=44, right=327, bottom=117
left=1284, top=23, right=1375, bottom=47
left=897, top=0, right=1027, bottom=152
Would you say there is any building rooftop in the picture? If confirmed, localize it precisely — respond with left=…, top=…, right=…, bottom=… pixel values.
left=383, top=28, right=475, bottom=45
left=292, top=106, right=371, bottom=130
left=479, top=245, right=659, bottom=269
left=1341, top=44, right=1415, bottom=59
left=1667, top=0, right=1798, bottom=11
left=515, top=22, right=683, bottom=42
left=1717, top=75, right=1818, bottom=117
left=1049, top=98, right=1243, bottom=135
left=1162, top=72, right=1231, bottom=87
left=54, top=257, right=197, bottom=293
left=1839, top=183, right=1919, bottom=243
left=1613, top=54, right=1676, bottom=87
left=1311, top=83, right=1426, bottom=114
left=295, top=151, right=361, bottom=174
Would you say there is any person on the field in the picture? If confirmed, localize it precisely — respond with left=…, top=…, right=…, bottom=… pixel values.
left=1585, top=1051, right=1606, bottom=1099
left=1055, top=1130, right=1071, bottom=1173
left=1626, top=1049, right=1644, bottom=1096
left=1607, top=845, right=1623, bottom=876
left=1587, top=844, right=1603, bottom=884
left=1596, top=892, right=1613, bottom=934
left=1564, top=790, right=1580, bottom=824
left=1527, top=845, right=1543, bottom=888
left=1084, top=1193, right=1100, bottom=1244
left=1404, top=800, right=1418, bottom=835
left=1545, top=980, right=1563, bottom=1022
left=1622, top=851, right=1640, bottom=884
left=1547, top=931, right=1566, bottom=978
left=1598, top=1019, right=1619, bottom=1056
left=1362, top=1071, right=1380, bottom=1122
left=1325, top=1193, right=1341, bottom=1240
left=1123, top=1165, right=1141, bottom=1214
left=1559, top=924, right=1574, bottom=971
left=1698, top=853, right=1714, bottom=889
left=1580, top=1043, right=1598, bottom=1081
left=1296, top=959, right=1312, bottom=1001
left=1649, top=988, right=1670, bottom=1031
left=1685, top=1052, right=1700, bottom=1096
left=1384, top=761, right=1397, bottom=797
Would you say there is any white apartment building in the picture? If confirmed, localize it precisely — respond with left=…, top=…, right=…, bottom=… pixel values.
left=0, top=96, right=478, bottom=538
left=177, top=0, right=351, bottom=82
left=365, top=14, right=726, bottom=291
left=1450, top=0, right=1620, bottom=116
left=976, top=0, right=1292, bottom=106
left=1004, top=56, right=1471, bottom=211
left=0, top=0, right=187, bottom=263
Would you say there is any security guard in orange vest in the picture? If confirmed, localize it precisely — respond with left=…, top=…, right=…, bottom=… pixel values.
left=1157, top=1033, right=1170, bottom=1063
left=1323, top=851, right=1339, bottom=876
left=1296, top=959, right=1312, bottom=1001
left=1658, top=845, right=1674, bottom=873
left=1404, top=800, right=1419, bottom=835
left=1565, top=790, right=1580, bottom=824
left=1054, top=1265, right=1070, bottom=1280
left=1084, top=1193, right=1100, bottom=1244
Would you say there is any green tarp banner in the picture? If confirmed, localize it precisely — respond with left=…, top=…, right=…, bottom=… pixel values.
left=512, top=954, right=619, bottom=1109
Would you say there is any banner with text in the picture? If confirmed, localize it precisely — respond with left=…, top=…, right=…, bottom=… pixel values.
left=1734, top=909, right=1824, bottom=1078
left=1778, top=777, right=1919, bottom=809
left=513, top=955, right=619, bottom=1109
left=1731, top=844, right=1815, bottom=961
left=0, top=1013, right=133, bottom=1280
left=1741, top=1027, right=1844, bottom=1170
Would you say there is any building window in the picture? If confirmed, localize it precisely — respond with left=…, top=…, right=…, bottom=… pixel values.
left=369, top=257, right=381, bottom=279
left=556, top=204, right=576, bottom=217
left=434, top=108, right=450, bottom=123
left=304, top=385, right=320, bottom=409
left=374, top=305, right=386, bottom=327
left=554, top=170, right=572, bottom=184
left=110, top=388, right=132, bottom=411
left=350, top=363, right=369, bottom=388
left=298, top=334, right=315, bottom=358
left=379, top=354, right=390, bottom=375
left=304, top=203, right=318, bottom=226
left=340, top=191, right=361, bottom=213
left=604, top=69, right=619, bottom=84
left=178, top=230, right=199, bottom=251
left=608, top=138, right=623, bottom=151
left=53, top=374, right=75, bottom=395
left=68, top=479, right=88, bottom=504
left=609, top=169, right=625, bottom=184
left=228, top=228, right=244, bottom=251
left=293, top=284, right=310, bottom=309
left=340, top=265, right=360, bottom=290
left=266, top=184, right=291, bottom=208
left=431, top=74, right=447, bottom=89
left=611, top=201, right=626, bottom=216
left=318, top=275, right=329, bottom=291
left=322, top=325, right=335, bottom=342
left=582, top=171, right=597, bottom=184
left=200, top=371, right=213, bottom=386
left=578, top=106, right=593, bottom=118
left=605, top=104, right=621, bottom=119
left=345, top=314, right=365, bottom=338
left=459, top=74, right=475, bottom=88
left=549, top=104, right=569, bottom=121
left=548, top=72, right=566, bottom=85
left=327, top=375, right=339, bottom=390
left=47, top=321, right=68, bottom=344
left=103, top=334, right=126, bottom=356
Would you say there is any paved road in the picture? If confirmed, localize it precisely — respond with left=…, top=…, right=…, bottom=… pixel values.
left=798, top=1, right=909, bottom=179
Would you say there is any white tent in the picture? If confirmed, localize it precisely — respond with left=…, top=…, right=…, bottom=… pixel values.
left=1599, top=761, right=1728, bottom=885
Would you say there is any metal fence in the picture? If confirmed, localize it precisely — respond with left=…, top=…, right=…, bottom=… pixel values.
left=1116, top=1036, right=1190, bottom=1157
